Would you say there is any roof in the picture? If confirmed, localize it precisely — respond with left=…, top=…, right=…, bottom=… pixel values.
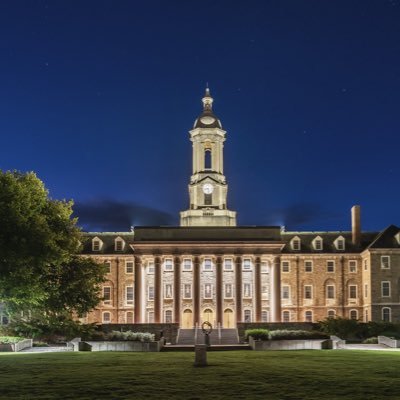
left=368, top=225, right=400, bottom=249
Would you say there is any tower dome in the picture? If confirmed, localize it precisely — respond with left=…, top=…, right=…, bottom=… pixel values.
left=193, top=87, right=222, bottom=129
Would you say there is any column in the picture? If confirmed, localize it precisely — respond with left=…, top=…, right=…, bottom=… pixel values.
left=235, top=256, right=242, bottom=323
left=254, top=257, right=262, bottom=322
left=134, top=256, right=142, bottom=323
left=193, top=256, right=200, bottom=326
left=154, top=256, right=161, bottom=323
left=174, top=256, right=181, bottom=325
left=270, top=257, right=281, bottom=322
left=216, top=256, right=223, bottom=326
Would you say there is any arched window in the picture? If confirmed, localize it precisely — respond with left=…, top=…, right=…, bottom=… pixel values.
left=327, top=309, right=335, bottom=319
left=305, top=311, right=313, bottom=322
left=349, top=309, right=358, bottom=320
left=165, top=310, right=173, bottom=323
left=126, top=312, right=133, bottom=324
left=102, top=312, right=111, bottom=323
left=244, top=310, right=252, bottom=323
left=261, top=310, right=268, bottom=322
left=382, top=307, right=391, bottom=322
left=204, top=149, right=212, bottom=169
left=282, top=310, right=290, bottom=322
left=148, top=311, right=154, bottom=323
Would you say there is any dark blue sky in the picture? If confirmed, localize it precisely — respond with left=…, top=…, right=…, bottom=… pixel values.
left=1, top=1, right=399, bottom=232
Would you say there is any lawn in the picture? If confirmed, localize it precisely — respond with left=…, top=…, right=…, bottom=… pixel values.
left=0, top=350, right=399, bottom=399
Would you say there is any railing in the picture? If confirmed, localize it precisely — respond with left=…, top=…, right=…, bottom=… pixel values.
left=378, top=336, right=400, bottom=348
left=218, top=322, right=221, bottom=344
left=14, top=339, right=33, bottom=352
left=194, top=323, right=198, bottom=344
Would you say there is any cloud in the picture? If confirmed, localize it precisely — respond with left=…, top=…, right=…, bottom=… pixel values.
left=73, top=199, right=175, bottom=232
left=261, top=203, right=338, bottom=229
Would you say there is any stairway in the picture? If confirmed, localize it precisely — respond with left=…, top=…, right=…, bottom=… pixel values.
left=176, top=328, right=239, bottom=345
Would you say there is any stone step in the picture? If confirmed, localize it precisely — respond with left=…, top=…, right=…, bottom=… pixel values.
left=161, top=344, right=251, bottom=352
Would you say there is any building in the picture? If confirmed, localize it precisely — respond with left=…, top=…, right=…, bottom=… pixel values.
left=82, top=89, right=400, bottom=327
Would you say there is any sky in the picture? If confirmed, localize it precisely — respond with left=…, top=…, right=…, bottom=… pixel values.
left=1, top=0, right=399, bottom=232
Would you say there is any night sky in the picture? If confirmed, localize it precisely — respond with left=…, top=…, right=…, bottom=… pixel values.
left=1, top=1, right=400, bottom=232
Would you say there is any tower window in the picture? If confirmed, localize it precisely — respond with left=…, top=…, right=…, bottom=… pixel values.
left=204, top=193, right=212, bottom=205
left=204, top=149, right=212, bottom=169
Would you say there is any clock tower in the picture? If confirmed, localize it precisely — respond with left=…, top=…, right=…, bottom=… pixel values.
left=180, top=88, right=237, bottom=226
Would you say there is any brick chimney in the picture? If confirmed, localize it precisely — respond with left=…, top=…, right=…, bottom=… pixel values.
left=351, top=205, right=361, bottom=247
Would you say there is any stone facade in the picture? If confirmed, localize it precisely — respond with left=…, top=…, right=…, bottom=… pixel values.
left=79, top=90, right=400, bottom=327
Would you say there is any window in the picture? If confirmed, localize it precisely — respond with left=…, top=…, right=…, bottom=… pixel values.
left=164, top=284, right=172, bottom=299
left=381, top=281, right=390, bottom=297
left=281, top=261, right=290, bottom=273
left=262, top=285, right=268, bottom=298
left=92, top=239, right=101, bottom=251
left=243, top=258, right=251, bottom=271
left=282, top=285, right=290, bottom=300
left=382, top=307, right=391, bottom=322
left=164, top=258, right=173, bottom=271
left=365, top=309, right=369, bottom=322
left=1, top=313, right=9, bottom=325
left=224, top=258, right=233, bottom=271
left=102, top=312, right=111, bottom=323
left=327, top=261, right=335, bottom=273
left=204, top=149, right=212, bottom=169
left=126, top=312, right=133, bottom=324
left=304, top=285, right=313, bottom=299
left=349, top=285, right=357, bottom=299
left=103, top=287, right=111, bottom=304
left=243, top=283, right=251, bottom=298
left=244, top=310, right=251, bottom=323
left=364, top=284, right=368, bottom=298
left=183, top=284, right=192, bottom=299
left=326, top=285, right=335, bottom=299
left=147, top=261, right=155, bottom=274
left=313, top=237, right=323, bottom=250
left=183, top=258, right=192, bottom=271
left=115, top=239, right=124, bottom=251
left=204, top=193, right=212, bottom=205
left=261, top=262, right=269, bottom=274
left=224, top=284, right=233, bottom=298
left=165, top=310, right=173, bottom=323
left=126, top=286, right=134, bottom=305
left=261, top=311, right=268, bottom=322
left=282, top=310, right=290, bottom=322
left=204, top=283, right=212, bottom=299
left=364, top=259, right=368, bottom=271
left=204, top=258, right=212, bottom=271
left=305, top=311, right=313, bottom=322
left=126, top=261, right=134, bottom=274
left=291, top=237, right=301, bottom=251
left=104, top=261, right=111, bottom=273
left=148, top=286, right=155, bottom=301
left=327, top=310, right=335, bottom=318
left=381, top=256, right=391, bottom=269
left=305, top=261, right=313, bottom=272
left=148, top=311, right=154, bottom=323
left=350, top=310, right=358, bottom=320
left=349, top=260, right=357, bottom=273
left=336, top=239, right=345, bottom=251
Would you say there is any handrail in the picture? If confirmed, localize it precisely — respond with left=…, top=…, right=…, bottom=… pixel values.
left=218, top=322, right=221, bottom=344
left=194, top=322, right=198, bottom=344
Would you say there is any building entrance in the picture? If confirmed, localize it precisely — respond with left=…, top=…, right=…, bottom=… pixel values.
left=223, top=308, right=234, bottom=328
left=202, top=308, right=214, bottom=325
left=182, top=309, right=193, bottom=328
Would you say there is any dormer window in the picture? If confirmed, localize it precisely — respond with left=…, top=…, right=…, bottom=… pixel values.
left=396, top=232, right=400, bottom=245
left=334, top=236, right=345, bottom=251
left=114, top=237, right=125, bottom=252
left=92, top=237, right=103, bottom=252
left=291, top=236, right=301, bottom=251
left=312, top=236, right=323, bottom=251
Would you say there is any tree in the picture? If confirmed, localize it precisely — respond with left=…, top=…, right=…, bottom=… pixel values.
left=0, top=170, right=106, bottom=318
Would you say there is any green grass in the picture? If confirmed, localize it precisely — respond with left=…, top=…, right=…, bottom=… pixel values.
left=0, top=350, right=400, bottom=399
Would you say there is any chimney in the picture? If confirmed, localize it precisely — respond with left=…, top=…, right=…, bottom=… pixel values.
left=351, top=205, right=361, bottom=247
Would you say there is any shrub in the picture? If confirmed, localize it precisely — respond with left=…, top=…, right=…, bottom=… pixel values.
left=269, top=330, right=329, bottom=340
left=317, top=317, right=360, bottom=339
left=245, top=329, right=269, bottom=341
left=108, top=330, right=155, bottom=342
left=0, top=336, right=24, bottom=344
left=362, top=337, right=378, bottom=344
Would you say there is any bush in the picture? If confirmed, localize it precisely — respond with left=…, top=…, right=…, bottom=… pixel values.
left=269, top=330, right=329, bottom=341
left=0, top=336, right=24, bottom=344
left=245, top=329, right=270, bottom=341
left=317, top=317, right=360, bottom=339
left=108, top=331, right=155, bottom=342
left=362, top=337, right=378, bottom=344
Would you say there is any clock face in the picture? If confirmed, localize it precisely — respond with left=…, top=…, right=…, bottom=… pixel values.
left=200, top=116, right=216, bottom=125
left=202, top=183, right=214, bottom=194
